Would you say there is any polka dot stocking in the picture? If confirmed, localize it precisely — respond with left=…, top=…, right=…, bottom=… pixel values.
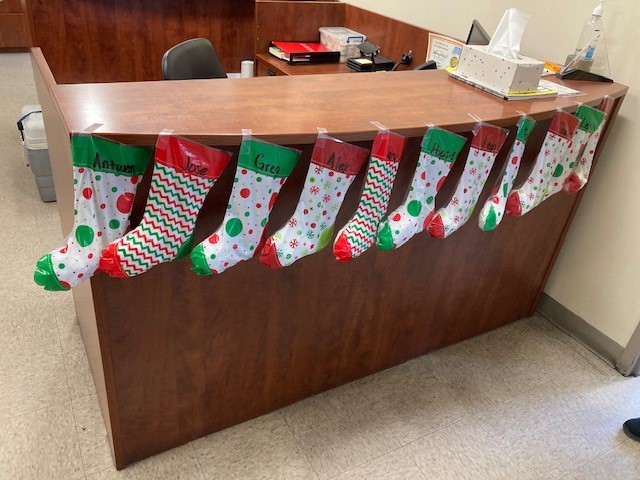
left=260, top=134, right=368, bottom=269
left=564, top=97, right=613, bottom=193
left=377, top=127, right=466, bottom=250
left=506, top=111, right=581, bottom=217
left=541, top=105, right=605, bottom=202
left=34, top=134, right=152, bottom=291
left=190, top=136, right=300, bottom=275
left=333, top=131, right=407, bottom=261
left=428, top=123, right=508, bottom=238
left=99, top=134, right=232, bottom=278
left=478, top=115, right=536, bottom=231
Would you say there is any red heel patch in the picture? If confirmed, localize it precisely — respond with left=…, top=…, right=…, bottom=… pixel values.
left=506, top=191, right=522, bottom=217
left=428, top=214, right=445, bottom=238
left=259, top=238, right=282, bottom=270
left=98, top=243, right=129, bottom=278
left=333, top=233, right=353, bottom=262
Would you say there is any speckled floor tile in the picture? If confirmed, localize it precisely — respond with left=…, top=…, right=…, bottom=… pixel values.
left=356, top=359, right=469, bottom=445
left=193, top=412, right=317, bottom=480
left=73, top=394, right=113, bottom=476
left=295, top=409, right=399, bottom=479
left=332, top=448, right=426, bottom=480
left=0, top=343, right=70, bottom=421
left=405, top=418, right=532, bottom=480
left=0, top=402, right=83, bottom=479
left=281, top=383, right=375, bottom=436
left=421, top=338, right=530, bottom=414
left=85, top=443, right=205, bottom=480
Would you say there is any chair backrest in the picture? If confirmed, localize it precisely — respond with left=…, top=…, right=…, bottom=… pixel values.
left=162, top=38, right=227, bottom=80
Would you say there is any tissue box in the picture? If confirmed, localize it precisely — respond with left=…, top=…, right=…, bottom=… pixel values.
left=455, top=44, right=544, bottom=95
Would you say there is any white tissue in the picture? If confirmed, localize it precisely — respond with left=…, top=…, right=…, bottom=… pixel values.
left=486, top=8, right=530, bottom=60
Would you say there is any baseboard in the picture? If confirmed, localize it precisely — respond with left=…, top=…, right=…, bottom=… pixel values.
left=537, top=293, right=625, bottom=369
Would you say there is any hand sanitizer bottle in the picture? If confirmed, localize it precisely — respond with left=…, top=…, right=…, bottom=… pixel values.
left=570, top=0, right=604, bottom=71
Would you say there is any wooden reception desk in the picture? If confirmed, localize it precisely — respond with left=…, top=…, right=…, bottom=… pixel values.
left=31, top=47, right=628, bottom=468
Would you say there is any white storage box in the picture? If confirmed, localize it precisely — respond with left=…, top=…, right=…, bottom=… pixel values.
left=20, top=105, right=55, bottom=202
left=455, top=44, right=544, bottom=95
left=319, top=26, right=366, bottom=63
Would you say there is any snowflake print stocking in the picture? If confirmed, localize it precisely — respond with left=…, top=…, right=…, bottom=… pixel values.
left=542, top=104, right=605, bottom=202
left=506, top=111, right=581, bottom=217
left=564, top=97, right=614, bottom=193
left=377, top=127, right=466, bottom=250
left=428, top=123, right=508, bottom=239
left=478, top=115, right=536, bottom=231
left=34, top=134, right=152, bottom=291
left=333, top=130, right=406, bottom=261
left=260, top=134, right=368, bottom=269
left=190, top=135, right=300, bottom=275
left=99, top=134, right=232, bottom=278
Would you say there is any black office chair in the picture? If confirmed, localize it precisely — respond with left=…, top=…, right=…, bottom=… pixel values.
left=162, top=38, right=227, bottom=80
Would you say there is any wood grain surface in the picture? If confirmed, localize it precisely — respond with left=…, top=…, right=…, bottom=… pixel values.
left=51, top=69, right=627, bottom=147
left=344, top=4, right=435, bottom=67
left=254, top=1, right=344, bottom=57
left=29, top=0, right=255, bottom=83
left=255, top=52, right=353, bottom=76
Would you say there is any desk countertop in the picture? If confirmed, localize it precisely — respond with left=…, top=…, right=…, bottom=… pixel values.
left=52, top=70, right=628, bottom=146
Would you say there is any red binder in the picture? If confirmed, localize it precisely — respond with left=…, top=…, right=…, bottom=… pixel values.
left=269, top=41, right=340, bottom=64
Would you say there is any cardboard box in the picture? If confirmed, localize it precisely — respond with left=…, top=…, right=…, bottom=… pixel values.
left=455, top=44, right=544, bottom=95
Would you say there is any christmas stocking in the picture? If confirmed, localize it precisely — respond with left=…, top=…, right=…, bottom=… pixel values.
left=99, top=134, right=232, bottom=277
left=333, top=130, right=406, bottom=261
left=377, top=127, right=466, bottom=250
left=190, top=135, right=300, bottom=275
left=506, top=111, right=581, bottom=217
left=428, top=123, right=508, bottom=238
left=34, top=134, right=152, bottom=291
left=478, top=115, right=536, bottom=231
left=260, top=134, right=369, bottom=269
left=564, top=97, right=614, bottom=193
left=542, top=104, right=605, bottom=201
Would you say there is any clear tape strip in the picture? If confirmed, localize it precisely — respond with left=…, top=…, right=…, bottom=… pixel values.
left=370, top=121, right=388, bottom=131
left=467, top=113, right=482, bottom=123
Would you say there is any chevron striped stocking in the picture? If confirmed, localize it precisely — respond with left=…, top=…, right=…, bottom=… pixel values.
left=333, top=131, right=406, bottom=261
left=99, top=134, right=231, bottom=278
left=190, top=136, right=300, bottom=275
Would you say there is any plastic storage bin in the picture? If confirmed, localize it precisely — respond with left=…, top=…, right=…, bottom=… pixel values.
left=19, top=105, right=56, bottom=202
left=319, top=27, right=366, bottom=62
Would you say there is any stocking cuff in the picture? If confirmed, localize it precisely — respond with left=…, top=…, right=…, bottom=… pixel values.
left=550, top=111, right=582, bottom=140
left=574, top=105, right=606, bottom=133
left=155, top=134, right=232, bottom=180
left=311, top=135, right=369, bottom=175
left=71, top=134, right=152, bottom=176
left=371, top=131, right=406, bottom=163
left=471, top=123, right=509, bottom=154
left=420, top=127, right=467, bottom=162
left=238, top=138, right=300, bottom=178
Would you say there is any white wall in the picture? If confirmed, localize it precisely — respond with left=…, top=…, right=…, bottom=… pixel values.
left=347, top=0, right=640, bottom=347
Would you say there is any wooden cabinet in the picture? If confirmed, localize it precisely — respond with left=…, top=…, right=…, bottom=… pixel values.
left=0, top=0, right=32, bottom=48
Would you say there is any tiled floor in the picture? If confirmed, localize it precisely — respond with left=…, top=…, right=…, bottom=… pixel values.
left=2, top=52, right=640, bottom=479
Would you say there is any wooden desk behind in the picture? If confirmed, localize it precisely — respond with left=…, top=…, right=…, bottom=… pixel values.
left=31, top=47, right=628, bottom=468
left=255, top=53, right=353, bottom=76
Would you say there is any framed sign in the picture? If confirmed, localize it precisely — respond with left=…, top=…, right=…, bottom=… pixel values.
left=426, top=33, right=465, bottom=70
